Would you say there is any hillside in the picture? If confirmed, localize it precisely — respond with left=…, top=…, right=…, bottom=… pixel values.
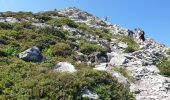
left=0, top=7, right=170, bottom=100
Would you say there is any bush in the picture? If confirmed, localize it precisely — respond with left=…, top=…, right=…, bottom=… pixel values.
left=167, top=49, right=170, bottom=55
left=49, top=43, right=72, bottom=57
left=34, top=13, right=51, bottom=22
left=5, top=47, right=18, bottom=56
left=157, top=57, right=170, bottom=77
left=0, top=23, right=13, bottom=30
left=0, top=61, right=134, bottom=99
left=47, top=17, right=78, bottom=28
left=79, top=41, right=102, bottom=55
left=113, top=35, right=138, bottom=53
left=113, top=66, right=134, bottom=82
left=37, top=27, right=67, bottom=40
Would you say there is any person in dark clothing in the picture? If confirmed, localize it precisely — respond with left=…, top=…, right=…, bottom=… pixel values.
left=140, top=31, right=145, bottom=41
left=127, top=29, right=135, bottom=38
left=135, top=28, right=145, bottom=42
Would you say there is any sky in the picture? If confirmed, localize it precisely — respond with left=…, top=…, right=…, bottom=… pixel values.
left=0, top=0, right=170, bottom=47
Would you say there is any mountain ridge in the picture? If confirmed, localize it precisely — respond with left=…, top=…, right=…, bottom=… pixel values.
left=0, top=7, right=170, bottom=100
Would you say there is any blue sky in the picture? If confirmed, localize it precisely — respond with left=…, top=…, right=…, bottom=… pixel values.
left=0, top=0, right=170, bottom=47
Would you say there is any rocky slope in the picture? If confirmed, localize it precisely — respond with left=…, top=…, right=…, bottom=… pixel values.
left=55, top=8, right=170, bottom=99
left=0, top=7, right=170, bottom=99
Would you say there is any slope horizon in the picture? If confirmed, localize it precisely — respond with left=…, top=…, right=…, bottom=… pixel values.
left=0, top=0, right=169, bottom=47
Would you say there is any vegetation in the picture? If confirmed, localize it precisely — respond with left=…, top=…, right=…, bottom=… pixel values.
left=47, top=17, right=78, bottom=28
left=0, top=11, right=135, bottom=99
left=113, top=35, right=138, bottom=53
left=113, top=66, right=134, bottom=82
left=79, top=40, right=103, bottom=55
left=0, top=62, right=134, bottom=99
left=157, top=57, right=170, bottom=77
left=167, top=49, right=170, bottom=55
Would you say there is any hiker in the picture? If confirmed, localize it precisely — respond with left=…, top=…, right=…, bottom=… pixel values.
left=104, top=17, right=108, bottom=21
left=127, top=29, right=135, bottom=38
left=135, top=28, right=145, bottom=44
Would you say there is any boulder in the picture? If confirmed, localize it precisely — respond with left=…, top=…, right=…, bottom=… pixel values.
left=109, top=54, right=127, bottom=66
left=54, top=62, right=77, bottom=73
left=19, top=46, right=42, bottom=62
left=82, top=89, right=99, bottom=99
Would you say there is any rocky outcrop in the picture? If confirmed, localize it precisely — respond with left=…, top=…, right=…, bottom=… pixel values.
left=57, top=7, right=130, bottom=36
left=124, top=39, right=170, bottom=100
left=0, top=17, right=18, bottom=23
left=19, top=46, right=42, bottom=62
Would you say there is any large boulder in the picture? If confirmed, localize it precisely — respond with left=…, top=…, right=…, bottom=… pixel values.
left=54, top=62, right=77, bottom=73
left=109, top=54, right=127, bottom=66
left=19, top=46, right=42, bottom=62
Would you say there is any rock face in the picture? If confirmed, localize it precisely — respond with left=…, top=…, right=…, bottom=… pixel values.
left=54, top=62, right=77, bottom=73
left=19, top=46, right=42, bottom=62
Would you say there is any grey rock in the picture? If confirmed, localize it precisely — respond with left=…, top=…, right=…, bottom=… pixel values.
left=109, top=54, right=127, bottom=66
left=118, top=42, right=128, bottom=49
left=94, top=63, right=108, bottom=71
left=19, top=46, right=42, bottom=62
left=108, top=71, right=130, bottom=86
left=82, top=89, right=99, bottom=99
left=54, top=62, right=77, bottom=73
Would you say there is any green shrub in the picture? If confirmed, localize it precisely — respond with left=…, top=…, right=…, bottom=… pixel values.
left=157, top=57, right=170, bottom=77
left=0, top=62, right=134, bottom=99
left=34, top=13, right=51, bottom=22
left=167, top=49, right=170, bottom=55
left=0, top=23, right=13, bottom=30
left=5, top=47, right=18, bottom=56
left=113, top=66, right=134, bottom=82
left=50, top=43, right=72, bottom=57
left=113, top=35, right=138, bottom=53
left=124, top=46, right=137, bottom=53
left=47, top=17, right=78, bottom=28
left=37, top=27, right=66, bottom=40
left=79, top=41, right=102, bottom=55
